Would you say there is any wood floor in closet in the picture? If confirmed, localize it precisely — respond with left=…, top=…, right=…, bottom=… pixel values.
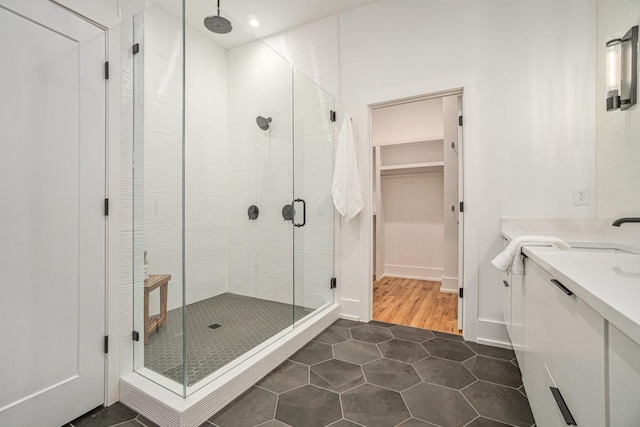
left=373, top=277, right=461, bottom=335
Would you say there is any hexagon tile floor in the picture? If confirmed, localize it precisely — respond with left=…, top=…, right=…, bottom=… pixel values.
left=69, top=320, right=535, bottom=427
left=144, top=293, right=313, bottom=386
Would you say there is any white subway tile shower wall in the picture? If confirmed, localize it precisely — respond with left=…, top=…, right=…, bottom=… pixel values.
left=143, top=6, right=229, bottom=315
left=118, top=6, right=339, bottom=379
left=226, top=40, right=294, bottom=305
left=255, top=16, right=339, bottom=309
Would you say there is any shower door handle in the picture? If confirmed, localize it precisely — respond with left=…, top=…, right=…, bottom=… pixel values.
left=293, top=198, right=306, bottom=227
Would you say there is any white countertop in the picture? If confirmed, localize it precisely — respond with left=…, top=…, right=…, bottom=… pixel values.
left=501, top=218, right=640, bottom=345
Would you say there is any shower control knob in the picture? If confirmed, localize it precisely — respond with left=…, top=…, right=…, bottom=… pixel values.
left=248, top=205, right=259, bottom=220
left=282, top=204, right=295, bottom=221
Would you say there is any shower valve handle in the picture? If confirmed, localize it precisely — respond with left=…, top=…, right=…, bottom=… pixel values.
left=293, top=199, right=306, bottom=227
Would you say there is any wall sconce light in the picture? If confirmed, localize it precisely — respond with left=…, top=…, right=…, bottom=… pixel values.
left=606, top=25, right=638, bottom=111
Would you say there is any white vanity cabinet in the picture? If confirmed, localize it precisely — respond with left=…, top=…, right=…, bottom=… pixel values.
left=608, top=324, right=640, bottom=425
left=515, top=259, right=606, bottom=427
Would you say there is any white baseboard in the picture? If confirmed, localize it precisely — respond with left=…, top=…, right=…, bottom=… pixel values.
left=338, top=298, right=365, bottom=321
left=337, top=313, right=361, bottom=322
left=476, top=318, right=512, bottom=350
left=120, top=304, right=340, bottom=427
left=441, top=276, right=458, bottom=293
left=383, top=264, right=443, bottom=282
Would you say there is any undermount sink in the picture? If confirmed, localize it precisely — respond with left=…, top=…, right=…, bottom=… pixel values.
left=570, top=247, right=634, bottom=255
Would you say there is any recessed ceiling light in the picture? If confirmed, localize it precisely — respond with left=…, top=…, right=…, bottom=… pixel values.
left=248, top=16, right=260, bottom=27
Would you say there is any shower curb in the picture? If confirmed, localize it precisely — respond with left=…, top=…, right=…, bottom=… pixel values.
left=120, top=303, right=340, bottom=427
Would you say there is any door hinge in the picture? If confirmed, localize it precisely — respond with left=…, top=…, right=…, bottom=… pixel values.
left=105, top=61, right=109, bottom=80
left=330, top=277, right=337, bottom=289
left=104, top=336, right=109, bottom=354
left=458, top=115, right=463, bottom=126
left=133, top=43, right=140, bottom=55
left=330, top=110, right=337, bottom=122
left=132, top=331, right=140, bottom=341
left=104, top=198, right=109, bottom=216
left=459, top=201, right=464, bottom=213
left=459, top=288, right=464, bottom=298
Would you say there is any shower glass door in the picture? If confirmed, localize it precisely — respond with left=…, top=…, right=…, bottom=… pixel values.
left=293, top=70, right=336, bottom=314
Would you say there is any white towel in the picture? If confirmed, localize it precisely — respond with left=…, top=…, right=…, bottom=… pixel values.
left=332, top=115, right=363, bottom=222
left=492, top=235, right=571, bottom=275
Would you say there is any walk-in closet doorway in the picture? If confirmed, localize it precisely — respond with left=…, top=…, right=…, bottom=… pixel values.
left=371, top=91, right=464, bottom=335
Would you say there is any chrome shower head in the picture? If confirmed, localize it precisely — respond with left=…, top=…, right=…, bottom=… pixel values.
left=256, top=116, right=272, bottom=131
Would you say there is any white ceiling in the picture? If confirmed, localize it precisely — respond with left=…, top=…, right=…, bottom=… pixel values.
left=215, top=0, right=380, bottom=39
left=150, top=0, right=381, bottom=49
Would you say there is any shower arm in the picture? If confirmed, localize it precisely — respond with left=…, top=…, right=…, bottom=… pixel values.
left=217, top=0, right=221, bottom=16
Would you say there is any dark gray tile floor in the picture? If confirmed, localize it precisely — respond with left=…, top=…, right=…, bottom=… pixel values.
left=70, top=321, right=535, bottom=427
left=145, top=293, right=312, bottom=386
left=65, top=403, right=159, bottom=427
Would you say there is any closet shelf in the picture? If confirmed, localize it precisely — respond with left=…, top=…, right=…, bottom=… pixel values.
left=380, top=161, right=444, bottom=176
left=376, top=136, right=444, bottom=147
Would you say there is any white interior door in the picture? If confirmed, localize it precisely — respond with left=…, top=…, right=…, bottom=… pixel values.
left=0, top=1, right=106, bottom=425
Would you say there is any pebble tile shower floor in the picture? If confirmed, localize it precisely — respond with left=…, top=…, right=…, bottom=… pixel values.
left=145, top=293, right=312, bottom=386
left=70, top=320, right=535, bottom=427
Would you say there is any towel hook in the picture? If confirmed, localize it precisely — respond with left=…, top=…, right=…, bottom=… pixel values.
left=451, top=205, right=459, bottom=224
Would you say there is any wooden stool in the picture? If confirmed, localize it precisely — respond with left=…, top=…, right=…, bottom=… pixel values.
left=144, top=274, right=171, bottom=345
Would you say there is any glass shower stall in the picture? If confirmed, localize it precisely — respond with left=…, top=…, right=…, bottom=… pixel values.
left=127, top=0, right=336, bottom=396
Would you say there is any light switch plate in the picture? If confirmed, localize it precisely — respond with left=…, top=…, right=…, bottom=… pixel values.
left=573, top=187, right=589, bottom=206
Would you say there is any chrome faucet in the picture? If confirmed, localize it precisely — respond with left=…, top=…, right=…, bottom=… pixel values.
left=612, top=217, right=640, bottom=227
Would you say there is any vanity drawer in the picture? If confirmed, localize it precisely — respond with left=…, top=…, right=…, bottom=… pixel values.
left=525, top=260, right=605, bottom=427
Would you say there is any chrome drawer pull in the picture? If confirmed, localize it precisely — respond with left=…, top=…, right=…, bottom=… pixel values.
left=550, top=387, right=577, bottom=425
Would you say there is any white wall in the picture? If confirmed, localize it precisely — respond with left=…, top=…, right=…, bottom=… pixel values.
left=596, top=0, right=640, bottom=218
left=382, top=174, right=444, bottom=280
left=337, top=0, right=596, bottom=343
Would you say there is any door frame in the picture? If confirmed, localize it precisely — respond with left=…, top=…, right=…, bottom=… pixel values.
left=358, top=75, right=479, bottom=342
left=49, top=0, right=121, bottom=406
